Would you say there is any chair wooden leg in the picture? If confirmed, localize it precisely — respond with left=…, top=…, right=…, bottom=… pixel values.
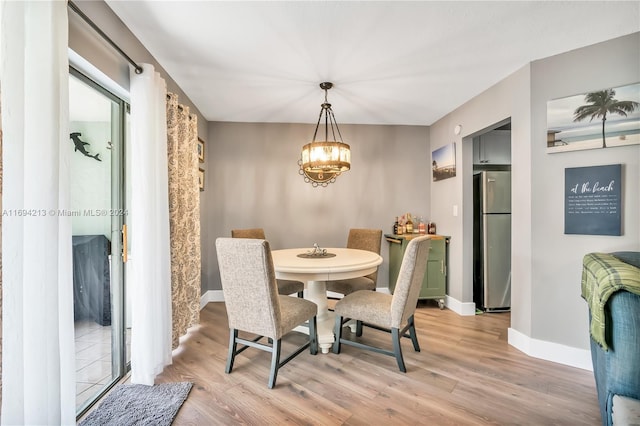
left=309, top=316, right=318, bottom=355
left=408, top=315, right=421, bottom=352
left=332, top=315, right=343, bottom=354
left=225, top=329, right=238, bottom=374
left=268, top=339, right=282, bottom=389
left=391, top=327, right=407, bottom=373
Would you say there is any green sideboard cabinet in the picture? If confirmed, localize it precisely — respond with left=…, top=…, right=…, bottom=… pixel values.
left=385, top=234, right=449, bottom=309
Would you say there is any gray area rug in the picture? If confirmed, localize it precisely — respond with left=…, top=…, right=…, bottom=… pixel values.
left=79, top=382, right=193, bottom=426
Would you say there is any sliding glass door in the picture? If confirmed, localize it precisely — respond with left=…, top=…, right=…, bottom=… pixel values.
left=69, top=68, right=130, bottom=417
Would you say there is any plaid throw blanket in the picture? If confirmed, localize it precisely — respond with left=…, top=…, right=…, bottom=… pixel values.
left=581, top=252, right=640, bottom=350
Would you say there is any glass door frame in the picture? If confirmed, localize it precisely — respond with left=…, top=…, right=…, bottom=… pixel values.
left=70, top=66, right=130, bottom=419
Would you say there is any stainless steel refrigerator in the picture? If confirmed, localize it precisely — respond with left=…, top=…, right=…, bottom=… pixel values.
left=473, top=171, right=511, bottom=311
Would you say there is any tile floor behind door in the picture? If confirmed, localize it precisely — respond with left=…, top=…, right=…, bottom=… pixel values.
left=74, top=321, right=131, bottom=409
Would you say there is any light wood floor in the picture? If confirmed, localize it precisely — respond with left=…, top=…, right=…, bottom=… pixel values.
left=155, top=301, right=600, bottom=425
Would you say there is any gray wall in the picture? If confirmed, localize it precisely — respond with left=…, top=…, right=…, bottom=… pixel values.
left=200, top=122, right=430, bottom=292
left=529, top=33, right=640, bottom=347
left=430, top=32, right=639, bottom=352
left=431, top=65, right=533, bottom=325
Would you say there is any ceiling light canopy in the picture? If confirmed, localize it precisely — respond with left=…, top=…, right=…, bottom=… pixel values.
left=299, top=82, right=350, bottom=187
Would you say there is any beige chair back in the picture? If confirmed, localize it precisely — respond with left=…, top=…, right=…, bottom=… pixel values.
left=346, top=228, right=383, bottom=284
left=390, top=236, right=431, bottom=328
left=216, top=237, right=282, bottom=339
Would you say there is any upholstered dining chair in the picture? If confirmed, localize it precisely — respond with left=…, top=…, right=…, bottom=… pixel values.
left=216, top=237, right=318, bottom=388
left=332, top=235, right=431, bottom=373
left=325, top=228, right=383, bottom=297
left=231, top=228, right=304, bottom=298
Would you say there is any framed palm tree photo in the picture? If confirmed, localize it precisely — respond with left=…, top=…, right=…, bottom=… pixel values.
left=547, top=82, right=640, bottom=153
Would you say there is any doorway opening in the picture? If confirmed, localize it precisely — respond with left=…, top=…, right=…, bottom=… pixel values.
left=470, top=120, right=512, bottom=314
left=69, top=68, right=130, bottom=417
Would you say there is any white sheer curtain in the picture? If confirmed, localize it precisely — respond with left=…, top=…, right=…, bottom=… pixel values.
left=0, top=1, right=75, bottom=424
left=129, top=64, right=172, bottom=385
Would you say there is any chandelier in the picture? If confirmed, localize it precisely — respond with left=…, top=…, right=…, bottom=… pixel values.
left=299, top=82, right=351, bottom=187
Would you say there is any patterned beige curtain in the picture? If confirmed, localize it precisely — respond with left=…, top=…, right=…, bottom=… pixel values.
left=166, top=93, right=201, bottom=349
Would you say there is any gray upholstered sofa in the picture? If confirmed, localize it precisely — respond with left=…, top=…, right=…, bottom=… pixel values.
left=582, top=251, right=640, bottom=426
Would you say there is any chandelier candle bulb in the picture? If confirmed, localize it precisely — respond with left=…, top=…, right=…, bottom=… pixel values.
left=301, top=141, right=351, bottom=173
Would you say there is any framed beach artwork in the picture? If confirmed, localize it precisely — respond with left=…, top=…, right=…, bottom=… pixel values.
left=547, top=82, right=640, bottom=153
left=432, top=143, right=456, bottom=181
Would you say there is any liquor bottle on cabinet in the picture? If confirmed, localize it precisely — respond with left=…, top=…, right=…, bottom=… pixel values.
left=405, top=213, right=413, bottom=234
left=428, top=222, right=437, bottom=235
left=418, top=217, right=426, bottom=234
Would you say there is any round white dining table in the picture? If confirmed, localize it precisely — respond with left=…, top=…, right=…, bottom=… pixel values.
left=271, top=247, right=383, bottom=353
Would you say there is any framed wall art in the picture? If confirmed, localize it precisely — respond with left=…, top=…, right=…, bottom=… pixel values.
left=197, top=138, right=205, bottom=163
left=564, top=164, right=621, bottom=236
left=547, top=82, right=640, bottom=153
left=198, top=168, right=205, bottom=191
left=432, top=143, right=456, bottom=181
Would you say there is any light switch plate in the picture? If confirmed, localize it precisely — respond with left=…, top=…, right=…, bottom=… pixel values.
left=453, top=205, right=458, bottom=216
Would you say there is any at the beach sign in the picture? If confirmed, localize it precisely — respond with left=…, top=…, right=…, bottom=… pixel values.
left=565, top=164, right=622, bottom=236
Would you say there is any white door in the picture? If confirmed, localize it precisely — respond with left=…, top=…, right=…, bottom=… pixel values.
left=69, top=69, right=129, bottom=417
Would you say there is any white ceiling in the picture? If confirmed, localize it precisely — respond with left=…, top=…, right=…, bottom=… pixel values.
left=105, top=1, right=639, bottom=126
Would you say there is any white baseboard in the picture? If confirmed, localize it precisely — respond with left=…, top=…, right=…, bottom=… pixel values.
left=200, top=290, right=224, bottom=310
left=444, top=295, right=476, bottom=316
left=508, top=327, right=593, bottom=371
left=438, top=295, right=592, bottom=371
